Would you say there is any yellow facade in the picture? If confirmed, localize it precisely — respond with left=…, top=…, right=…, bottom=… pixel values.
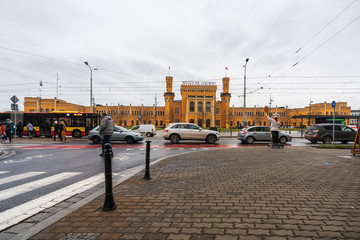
left=23, top=76, right=352, bottom=128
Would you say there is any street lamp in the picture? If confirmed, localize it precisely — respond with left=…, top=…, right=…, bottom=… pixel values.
left=84, top=62, right=98, bottom=113
left=243, top=58, right=249, bottom=127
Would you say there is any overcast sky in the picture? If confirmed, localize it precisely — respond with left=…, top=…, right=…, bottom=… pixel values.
left=0, top=0, right=359, bottom=112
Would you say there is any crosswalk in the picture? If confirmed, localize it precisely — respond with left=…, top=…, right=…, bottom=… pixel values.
left=0, top=170, right=105, bottom=231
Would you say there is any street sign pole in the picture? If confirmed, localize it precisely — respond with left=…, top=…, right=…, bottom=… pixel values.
left=10, top=95, right=19, bottom=137
left=331, top=101, right=336, bottom=145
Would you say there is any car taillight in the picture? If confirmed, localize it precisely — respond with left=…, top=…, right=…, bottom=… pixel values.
left=242, top=130, right=247, bottom=134
left=164, top=129, right=168, bottom=132
left=88, top=131, right=91, bottom=135
left=313, top=130, right=319, bottom=133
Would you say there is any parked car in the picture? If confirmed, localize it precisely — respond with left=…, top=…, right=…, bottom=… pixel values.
left=305, top=124, right=357, bottom=144
left=130, top=124, right=156, bottom=137
left=163, top=123, right=220, bottom=144
left=88, top=126, right=143, bottom=144
left=237, top=126, right=292, bottom=144
left=348, top=125, right=358, bottom=131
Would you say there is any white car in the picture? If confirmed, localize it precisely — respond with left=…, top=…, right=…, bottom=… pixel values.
left=130, top=124, right=156, bottom=137
left=163, top=123, right=220, bottom=144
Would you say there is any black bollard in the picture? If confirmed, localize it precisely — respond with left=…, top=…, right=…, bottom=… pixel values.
left=102, top=143, right=117, bottom=211
left=143, top=140, right=152, bottom=181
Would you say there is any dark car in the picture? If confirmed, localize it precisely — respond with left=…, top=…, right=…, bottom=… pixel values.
left=305, top=124, right=357, bottom=144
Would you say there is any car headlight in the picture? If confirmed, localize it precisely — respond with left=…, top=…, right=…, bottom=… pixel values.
left=136, top=134, right=142, bottom=137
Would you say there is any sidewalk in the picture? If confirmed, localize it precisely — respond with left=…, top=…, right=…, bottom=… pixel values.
left=29, top=146, right=359, bottom=239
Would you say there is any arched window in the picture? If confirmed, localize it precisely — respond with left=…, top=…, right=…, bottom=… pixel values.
left=124, top=120, right=127, bottom=126
left=131, top=120, right=134, bottom=126
left=206, top=102, right=211, bottom=112
left=206, top=119, right=211, bottom=127
left=198, top=119, right=203, bottom=127
left=190, top=102, right=195, bottom=112
left=198, top=102, right=203, bottom=112
left=190, top=119, right=195, bottom=123
left=136, top=120, right=139, bottom=125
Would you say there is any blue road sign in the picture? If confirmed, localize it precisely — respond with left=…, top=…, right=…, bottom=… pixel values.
left=331, top=101, right=336, bottom=108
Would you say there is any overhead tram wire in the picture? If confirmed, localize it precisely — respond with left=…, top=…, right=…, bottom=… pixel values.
left=267, top=0, right=359, bottom=78
left=272, top=13, right=360, bottom=78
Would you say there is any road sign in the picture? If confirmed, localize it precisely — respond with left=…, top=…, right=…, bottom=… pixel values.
left=331, top=101, right=336, bottom=108
left=10, top=95, right=19, bottom=103
left=11, top=103, right=18, bottom=111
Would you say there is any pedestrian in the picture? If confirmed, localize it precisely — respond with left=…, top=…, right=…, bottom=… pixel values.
left=0, top=123, right=7, bottom=143
left=10, top=121, right=15, bottom=139
left=26, top=122, right=34, bottom=139
left=16, top=121, right=24, bottom=138
left=4, top=119, right=12, bottom=143
left=267, top=113, right=281, bottom=145
left=53, top=121, right=60, bottom=141
left=99, top=113, right=114, bottom=157
left=59, top=121, right=67, bottom=141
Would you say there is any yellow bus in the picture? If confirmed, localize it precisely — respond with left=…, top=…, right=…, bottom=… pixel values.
left=21, top=112, right=100, bottom=138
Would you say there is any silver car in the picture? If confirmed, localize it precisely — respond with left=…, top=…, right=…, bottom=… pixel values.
left=163, top=123, right=220, bottom=144
left=237, top=126, right=292, bottom=144
left=88, top=126, right=143, bottom=144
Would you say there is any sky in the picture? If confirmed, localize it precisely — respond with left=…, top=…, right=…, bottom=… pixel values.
left=0, top=0, right=359, bottom=112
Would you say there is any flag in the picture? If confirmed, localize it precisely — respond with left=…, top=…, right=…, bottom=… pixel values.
left=225, top=67, right=228, bottom=70
left=169, top=66, right=171, bottom=69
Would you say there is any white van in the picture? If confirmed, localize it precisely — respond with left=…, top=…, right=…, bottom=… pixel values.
left=130, top=124, right=156, bottom=137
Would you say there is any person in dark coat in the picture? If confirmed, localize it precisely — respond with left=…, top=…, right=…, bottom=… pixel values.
left=53, top=121, right=60, bottom=141
left=5, top=119, right=12, bottom=143
left=16, top=121, right=24, bottom=138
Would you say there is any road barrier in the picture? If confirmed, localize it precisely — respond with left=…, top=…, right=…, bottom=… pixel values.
left=102, top=143, right=117, bottom=211
left=143, top=140, right=152, bottom=181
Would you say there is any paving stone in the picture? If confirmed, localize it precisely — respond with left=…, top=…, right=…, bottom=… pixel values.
left=23, top=147, right=360, bottom=240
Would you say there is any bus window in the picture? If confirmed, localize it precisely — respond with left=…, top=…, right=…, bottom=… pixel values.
left=73, top=117, right=85, bottom=127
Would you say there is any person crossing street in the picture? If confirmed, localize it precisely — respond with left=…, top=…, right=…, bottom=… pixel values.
left=99, top=113, right=114, bottom=157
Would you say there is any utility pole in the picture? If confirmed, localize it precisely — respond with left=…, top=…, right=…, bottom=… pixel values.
left=243, top=58, right=249, bottom=127
left=154, top=94, right=158, bottom=127
left=84, top=62, right=98, bottom=113
left=308, top=99, right=313, bottom=126
left=269, top=94, right=274, bottom=114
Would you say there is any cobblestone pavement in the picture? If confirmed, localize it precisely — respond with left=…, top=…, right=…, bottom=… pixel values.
left=30, top=147, right=360, bottom=240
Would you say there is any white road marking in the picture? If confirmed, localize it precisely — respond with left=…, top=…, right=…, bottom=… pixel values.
left=0, top=172, right=105, bottom=231
left=0, top=172, right=46, bottom=185
left=5, top=154, right=53, bottom=164
left=0, top=172, right=81, bottom=201
left=0, top=171, right=9, bottom=175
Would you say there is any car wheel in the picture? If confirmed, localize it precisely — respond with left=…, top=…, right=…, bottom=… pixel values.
left=323, top=136, right=332, bottom=144
left=169, top=134, right=180, bottom=144
left=279, top=136, right=287, bottom=144
left=92, top=136, right=101, bottom=144
left=310, top=139, right=317, bottom=144
left=125, top=136, right=134, bottom=144
left=206, top=134, right=217, bottom=144
left=72, top=130, right=82, bottom=138
left=246, top=136, right=255, bottom=144
left=146, top=132, right=152, bottom=137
